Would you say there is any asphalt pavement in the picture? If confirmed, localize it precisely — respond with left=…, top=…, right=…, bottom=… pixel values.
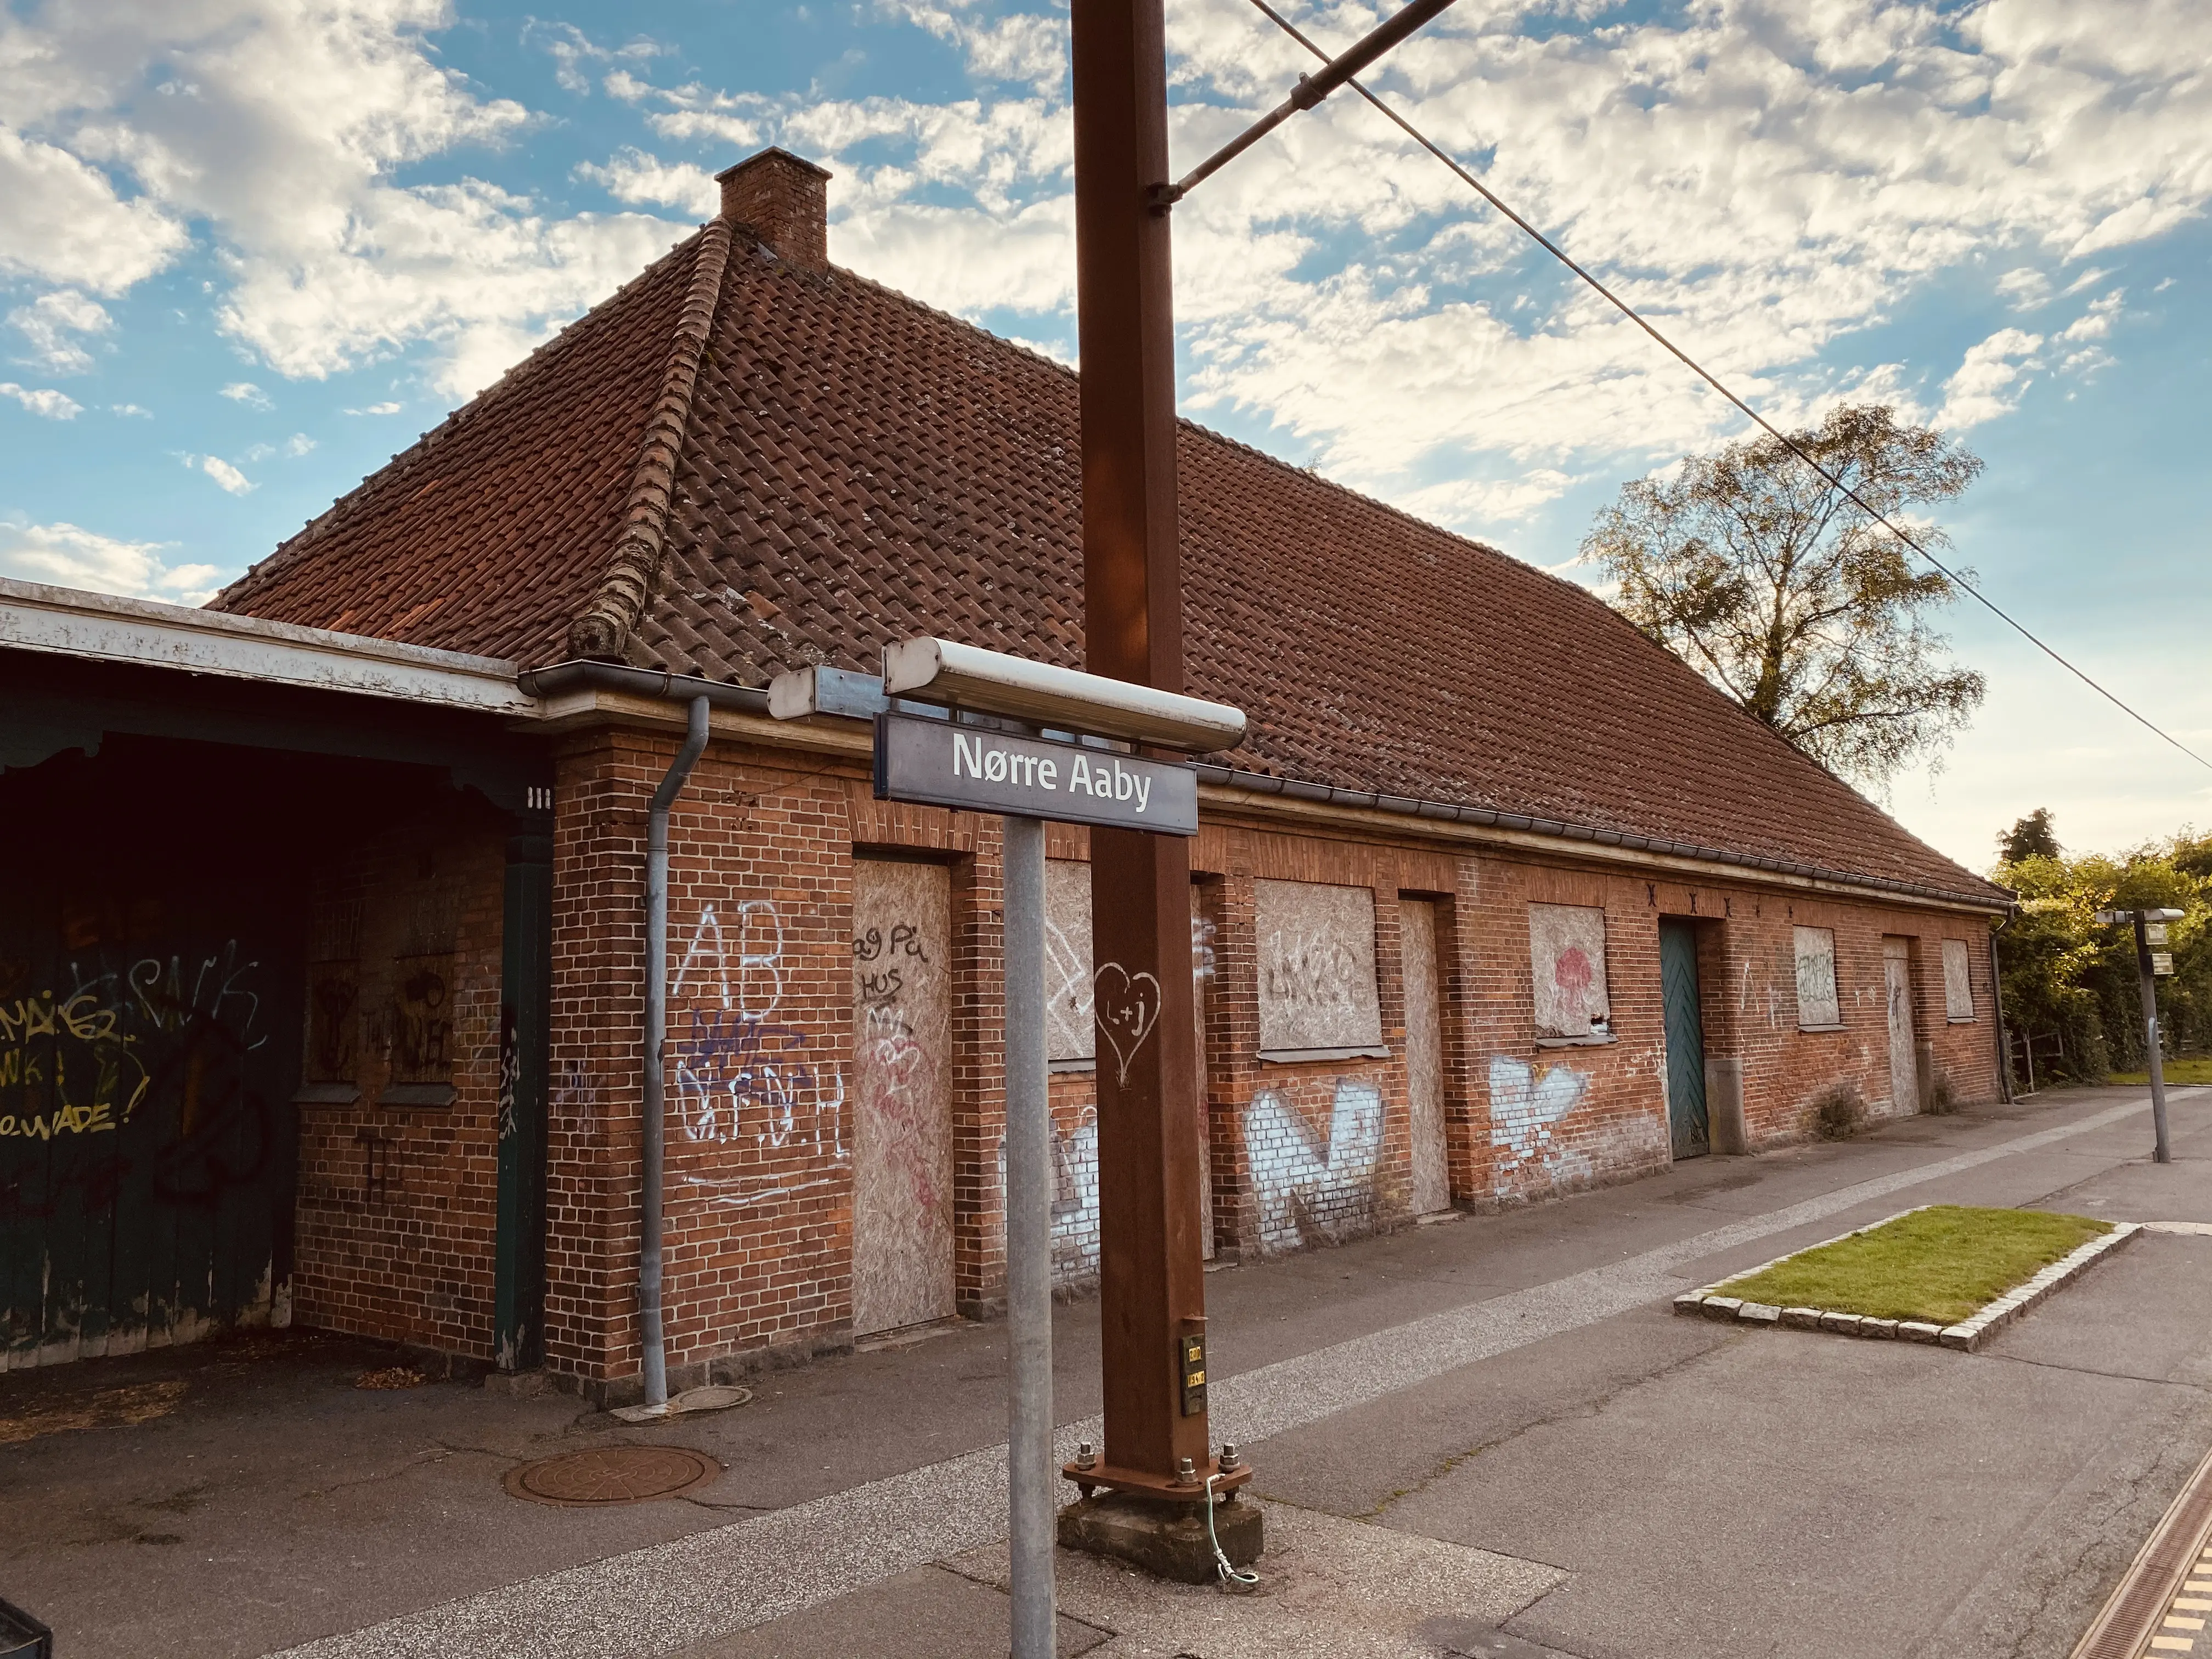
left=3, top=1084, right=2207, bottom=1659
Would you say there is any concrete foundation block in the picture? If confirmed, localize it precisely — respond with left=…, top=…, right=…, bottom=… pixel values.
left=1701, top=1297, right=1744, bottom=1322
left=1899, top=1321, right=1944, bottom=1344
left=1819, top=1312, right=1862, bottom=1335
left=1057, top=1492, right=1262, bottom=1585
left=1780, top=1307, right=1824, bottom=1330
left=1859, top=1318, right=1899, bottom=1339
left=1706, top=1056, right=1749, bottom=1155
left=1737, top=1302, right=1782, bottom=1325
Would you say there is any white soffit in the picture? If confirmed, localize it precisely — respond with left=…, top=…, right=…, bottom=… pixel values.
left=0, top=577, right=535, bottom=716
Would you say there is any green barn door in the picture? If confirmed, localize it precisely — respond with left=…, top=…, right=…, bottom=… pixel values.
left=1658, top=921, right=1709, bottom=1160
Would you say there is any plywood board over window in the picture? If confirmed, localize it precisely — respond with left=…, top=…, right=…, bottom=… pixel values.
left=1044, top=859, right=1094, bottom=1065
left=1794, top=926, right=1843, bottom=1029
left=1255, top=879, right=1384, bottom=1059
left=1942, top=938, right=1976, bottom=1022
left=1530, top=903, right=1610, bottom=1041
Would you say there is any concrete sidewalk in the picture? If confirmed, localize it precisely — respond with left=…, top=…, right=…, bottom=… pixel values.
left=4, top=1085, right=2207, bottom=1658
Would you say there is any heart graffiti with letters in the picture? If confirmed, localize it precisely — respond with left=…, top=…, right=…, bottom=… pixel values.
left=1093, top=963, right=1162, bottom=1086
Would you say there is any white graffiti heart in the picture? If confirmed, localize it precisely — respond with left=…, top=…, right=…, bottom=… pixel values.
left=1093, top=963, right=1162, bottom=1087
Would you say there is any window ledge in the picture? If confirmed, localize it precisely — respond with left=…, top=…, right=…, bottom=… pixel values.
left=1259, top=1045, right=1390, bottom=1064
left=1536, top=1033, right=1616, bottom=1049
left=292, top=1083, right=360, bottom=1106
left=1947, top=1017, right=1978, bottom=1025
left=1798, top=1023, right=1849, bottom=1034
left=1048, top=1058, right=1096, bottom=1074
left=378, top=1083, right=456, bottom=1109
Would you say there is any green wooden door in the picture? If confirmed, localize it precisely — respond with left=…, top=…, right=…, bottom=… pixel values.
left=1659, top=920, right=1709, bottom=1160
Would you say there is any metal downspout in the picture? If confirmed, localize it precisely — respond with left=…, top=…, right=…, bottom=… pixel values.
left=642, top=696, right=712, bottom=1407
left=1991, top=912, right=2015, bottom=1104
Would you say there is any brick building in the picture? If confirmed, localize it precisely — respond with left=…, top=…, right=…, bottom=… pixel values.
left=3, top=146, right=2008, bottom=1397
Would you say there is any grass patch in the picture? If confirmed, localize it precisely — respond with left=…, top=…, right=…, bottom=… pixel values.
left=1713, top=1205, right=2111, bottom=1326
left=2108, top=1057, right=2212, bottom=1086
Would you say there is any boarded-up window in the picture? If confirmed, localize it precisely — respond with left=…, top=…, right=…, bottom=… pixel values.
left=1045, top=859, right=1094, bottom=1063
left=1942, top=938, right=1975, bottom=1020
left=388, top=955, right=454, bottom=1084
left=1795, top=927, right=1842, bottom=1028
left=1256, top=880, right=1383, bottom=1055
left=1529, top=904, right=1609, bottom=1039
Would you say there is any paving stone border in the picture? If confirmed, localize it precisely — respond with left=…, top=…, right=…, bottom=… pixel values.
left=1670, top=1206, right=2144, bottom=1352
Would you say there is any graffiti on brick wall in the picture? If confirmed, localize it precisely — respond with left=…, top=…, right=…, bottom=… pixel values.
left=996, top=1110, right=1103, bottom=1282
left=387, top=955, right=452, bottom=1083
left=669, top=902, right=847, bottom=1188
left=1244, top=1079, right=1384, bottom=1253
left=1488, top=1056, right=1590, bottom=1194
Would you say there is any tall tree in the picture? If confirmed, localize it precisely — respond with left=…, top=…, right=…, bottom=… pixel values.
left=1584, top=404, right=1987, bottom=789
left=2000, top=808, right=2061, bottom=864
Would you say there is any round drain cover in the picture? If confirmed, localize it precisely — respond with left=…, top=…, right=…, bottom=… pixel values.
left=504, top=1446, right=720, bottom=1507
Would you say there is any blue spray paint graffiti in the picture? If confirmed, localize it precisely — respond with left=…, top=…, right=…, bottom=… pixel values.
left=1488, top=1056, right=1590, bottom=1194
left=1244, top=1079, right=1383, bottom=1253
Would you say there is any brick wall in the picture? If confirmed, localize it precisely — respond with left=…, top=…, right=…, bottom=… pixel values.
left=397, top=721, right=2006, bottom=1397
left=291, top=804, right=507, bottom=1356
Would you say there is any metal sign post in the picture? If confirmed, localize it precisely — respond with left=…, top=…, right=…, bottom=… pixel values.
left=1001, top=809, right=1054, bottom=1658
left=2097, top=907, right=2182, bottom=1165
left=774, top=643, right=1242, bottom=1653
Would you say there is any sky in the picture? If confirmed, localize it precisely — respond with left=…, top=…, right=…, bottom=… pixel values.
left=2, top=0, right=2209, bottom=876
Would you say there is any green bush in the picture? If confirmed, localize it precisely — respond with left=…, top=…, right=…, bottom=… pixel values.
left=1993, top=825, right=2210, bottom=1084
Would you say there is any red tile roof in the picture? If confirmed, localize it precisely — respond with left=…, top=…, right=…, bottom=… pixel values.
left=213, top=198, right=2004, bottom=907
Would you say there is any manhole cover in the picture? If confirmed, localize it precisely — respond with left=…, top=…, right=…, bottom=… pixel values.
left=503, top=1446, right=720, bottom=1507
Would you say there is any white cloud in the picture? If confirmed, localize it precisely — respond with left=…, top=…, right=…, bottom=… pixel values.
left=0, top=382, right=83, bottom=419
left=220, top=380, right=272, bottom=408
left=188, top=454, right=255, bottom=495
left=1938, top=328, right=2045, bottom=428
left=0, top=520, right=224, bottom=605
left=242, top=432, right=317, bottom=460
left=1995, top=268, right=2050, bottom=311
left=0, top=1, right=691, bottom=399
left=343, top=400, right=404, bottom=414
left=110, top=402, right=151, bottom=416
left=878, top=0, right=1068, bottom=92
left=2062, top=289, right=2125, bottom=342
left=9, top=290, right=111, bottom=374
left=0, top=129, right=187, bottom=293
left=525, top=21, right=665, bottom=97
left=576, top=148, right=718, bottom=216
left=622, top=0, right=2212, bottom=531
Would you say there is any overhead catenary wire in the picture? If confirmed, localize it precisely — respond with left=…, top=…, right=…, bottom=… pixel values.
left=1238, top=0, right=2212, bottom=777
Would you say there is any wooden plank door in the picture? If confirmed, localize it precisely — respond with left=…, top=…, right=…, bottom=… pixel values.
left=1883, top=938, right=1918, bottom=1118
left=1399, top=898, right=1451, bottom=1212
left=1659, top=919, right=1709, bottom=1159
left=850, top=858, right=955, bottom=1336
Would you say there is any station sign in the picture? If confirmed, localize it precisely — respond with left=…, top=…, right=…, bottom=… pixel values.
left=873, top=712, right=1198, bottom=835
left=2153, top=951, right=2175, bottom=977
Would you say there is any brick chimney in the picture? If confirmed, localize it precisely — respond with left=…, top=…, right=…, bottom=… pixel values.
left=718, top=148, right=832, bottom=272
